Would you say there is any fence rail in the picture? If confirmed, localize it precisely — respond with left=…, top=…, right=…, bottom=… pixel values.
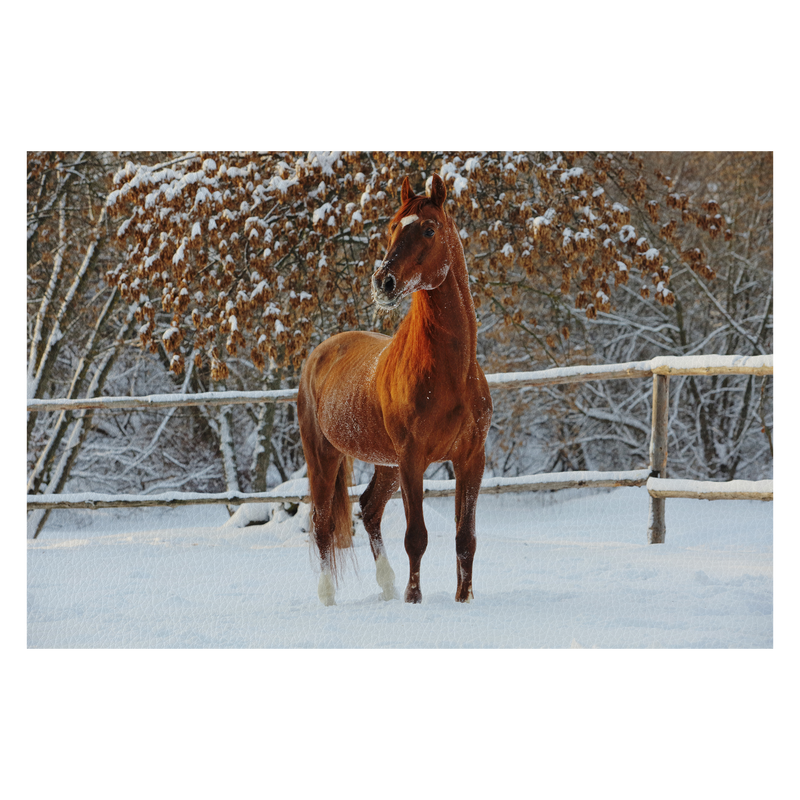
left=26, top=469, right=657, bottom=510
left=27, top=354, right=773, bottom=542
left=646, top=477, right=773, bottom=501
left=26, top=354, right=772, bottom=413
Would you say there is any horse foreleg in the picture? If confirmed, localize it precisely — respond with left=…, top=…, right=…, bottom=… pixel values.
left=453, top=448, right=485, bottom=603
left=359, top=466, right=401, bottom=600
left=399, top=462, right=428, bottom=604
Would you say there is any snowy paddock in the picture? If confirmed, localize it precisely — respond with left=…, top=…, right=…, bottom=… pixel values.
left=27, top=486, right=772, bottom=648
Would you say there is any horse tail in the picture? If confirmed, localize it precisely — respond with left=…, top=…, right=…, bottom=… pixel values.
left=328, top=455, right=354, bottom=576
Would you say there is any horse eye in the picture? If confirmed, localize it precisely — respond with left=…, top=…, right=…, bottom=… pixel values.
left=423, top=228, right=435, bottom=238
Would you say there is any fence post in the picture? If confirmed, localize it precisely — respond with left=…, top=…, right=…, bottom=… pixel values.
left=648, top=373, right=669, bottom=544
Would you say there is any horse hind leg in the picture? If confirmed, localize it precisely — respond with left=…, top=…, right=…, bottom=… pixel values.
left=317, top=559, right=336, bottom=606
left=307, top=450, right=350, bottom=607
left=311, top=497, right=338, bottom=606
left=359, top=465, right=400, bottom=600
left=298, top=372, right=354, bottom=606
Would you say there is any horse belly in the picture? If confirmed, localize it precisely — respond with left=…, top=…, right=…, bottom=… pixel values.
left=319, top=393, right=398, bottom=466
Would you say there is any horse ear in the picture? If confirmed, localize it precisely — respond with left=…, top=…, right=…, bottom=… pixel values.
left=401, top=176, right=414, bottom=205
left=426, top=173, right=447, bottom=208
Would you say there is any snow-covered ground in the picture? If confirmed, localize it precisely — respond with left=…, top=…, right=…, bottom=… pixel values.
left=27, top=484, right=772, bottom=648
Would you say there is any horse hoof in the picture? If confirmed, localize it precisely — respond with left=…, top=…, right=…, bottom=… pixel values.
left=455, top=588, right=473, bottom=603
left=404, top=585, right=422, bottom=604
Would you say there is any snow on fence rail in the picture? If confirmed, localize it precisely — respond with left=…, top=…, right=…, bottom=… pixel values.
left=28, top=469, right=654, bottom=510
left=646, top=477, right=773, bottom=501
left=25, top=354, right=772, bottom=413
left=27, top=354, right=773, bottom=543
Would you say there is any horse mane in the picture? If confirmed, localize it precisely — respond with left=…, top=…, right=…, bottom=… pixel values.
left=383, top=289, right=439, bottom=382
left=382, top=195, right=454, bottom=383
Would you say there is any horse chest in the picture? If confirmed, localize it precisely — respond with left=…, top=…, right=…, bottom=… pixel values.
left=382, top=380, right=475, bottom=459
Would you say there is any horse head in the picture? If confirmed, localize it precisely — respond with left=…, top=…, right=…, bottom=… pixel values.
left=372, top=174, right=451, bottom=310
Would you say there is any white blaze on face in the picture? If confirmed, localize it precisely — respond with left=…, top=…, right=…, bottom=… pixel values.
left=400, top=214, right=419, bottom=228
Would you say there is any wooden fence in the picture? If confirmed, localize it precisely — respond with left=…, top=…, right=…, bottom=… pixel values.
left=27, top=354, right=773, bottom=543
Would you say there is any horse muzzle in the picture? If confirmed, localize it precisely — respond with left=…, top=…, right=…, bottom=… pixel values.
left=372, top=268, right=400, bottom=309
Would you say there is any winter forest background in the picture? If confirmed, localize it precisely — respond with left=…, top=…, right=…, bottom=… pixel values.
left=26, top=151, right=773, bottom=536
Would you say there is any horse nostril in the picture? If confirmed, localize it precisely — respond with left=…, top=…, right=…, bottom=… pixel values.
left=373, top=270, right=396, bottom=298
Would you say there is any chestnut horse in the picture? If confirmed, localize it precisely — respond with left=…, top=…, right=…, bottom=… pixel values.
left=297, top=174, right=492, bottom=605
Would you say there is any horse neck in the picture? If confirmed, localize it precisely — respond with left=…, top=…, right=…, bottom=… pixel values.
left=389, top=218, right=477, bottom=384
